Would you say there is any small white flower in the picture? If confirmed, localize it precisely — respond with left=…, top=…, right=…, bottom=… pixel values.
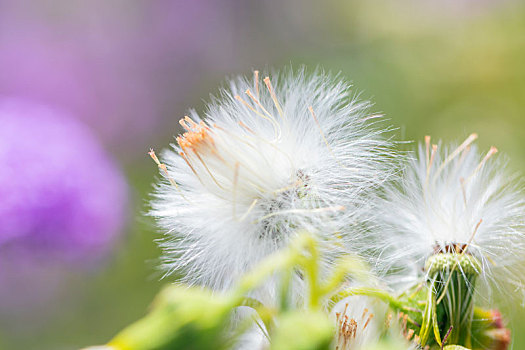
left=333, top=295, right=384, bottom=350
left=376, top=134, right=525, bottom=299
left=149, top=68, right=395, bottom=303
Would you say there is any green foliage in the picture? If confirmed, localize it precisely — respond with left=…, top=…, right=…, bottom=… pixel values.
left=85, top=235, right=511, bottom=350
left=85, top=233, right=372, bottom=350
left=107, top=286, right=237, bottom=350
left=270, top=311, right=334, bottom=350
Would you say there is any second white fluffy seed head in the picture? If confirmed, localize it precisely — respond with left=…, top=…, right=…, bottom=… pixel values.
left=377, top=134, right=525, bottom=300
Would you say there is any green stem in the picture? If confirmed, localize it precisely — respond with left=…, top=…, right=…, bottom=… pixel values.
left=330, top=287, right=404, bottom=311
left=239, top=297, right=276, bottom=335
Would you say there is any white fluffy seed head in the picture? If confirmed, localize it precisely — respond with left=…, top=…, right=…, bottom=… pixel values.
left=376, top=135, right=525, bottom=301
left=148, top=68, right=396, bottom=304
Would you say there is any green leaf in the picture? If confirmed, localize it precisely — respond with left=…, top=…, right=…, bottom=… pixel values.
left=270, top=311, right=334, bottom=350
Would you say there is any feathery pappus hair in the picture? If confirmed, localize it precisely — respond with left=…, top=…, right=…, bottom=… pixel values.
left=376, top=134, right=525, bottom=301
left=148, top=68, right=396, bottom=303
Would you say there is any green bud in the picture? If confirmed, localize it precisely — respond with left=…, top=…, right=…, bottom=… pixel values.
left=471, top=308, right=510, bottom=350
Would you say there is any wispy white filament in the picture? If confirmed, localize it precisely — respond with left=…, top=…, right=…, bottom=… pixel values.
left=149, top=68, right=396, bottom=304
left=376, top=135, right=525, bottom=301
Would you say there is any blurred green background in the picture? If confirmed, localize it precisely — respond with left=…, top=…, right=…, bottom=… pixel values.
left=1, top=0, right=524, bottom=349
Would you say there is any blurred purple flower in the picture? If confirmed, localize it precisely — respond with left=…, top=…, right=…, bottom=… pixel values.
left=0, top=0, right=238, bottom=155
left=0, top=98, right=128, bottom=264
